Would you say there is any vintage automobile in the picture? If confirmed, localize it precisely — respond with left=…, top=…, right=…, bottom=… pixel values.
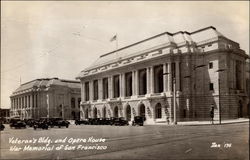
left=109, top=117, right=120, bottom=126
left=9, top=118, right=26, bottom=129
left=0, top=123, right=5, bottom=131
left=33, top=120, right=49, bottom=130
left=75, top=119, right=88, bottom=125
left=25, top=119, right=36, bottom=127
left=132, top=116, right=144, bottom=126
left=113, top=117, right=129, bottom=126
left=87, top=118, right=94, bottom=125
left=50, top=117, right=70, bottom=128
left=104, top=118, right=111, bottom=125
left=99, top=118, right=111, bottom=125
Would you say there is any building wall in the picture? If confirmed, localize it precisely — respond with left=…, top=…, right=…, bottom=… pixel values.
left=79, top=45, right=248, bottom=124
left=10, top=82, right=81, bottom=120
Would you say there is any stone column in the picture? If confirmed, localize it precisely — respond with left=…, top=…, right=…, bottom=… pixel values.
left=108, top=76, right=114, bottom=98
left=176, top=61, right=180, bottom=91
left=132, top=70, right=139, bottom=96
left=81, top=81, right=86, bottom=102
left=119, top=73, right=125, bottom=97
left=168, top=62, right=172, bottom=92
left=98, top=79, right=103, bottom=100
left=30, top=94, right=33, bottom=118
left=146, top=67, right=151, bottom=94
left=34, top=94, right=37, bottom=108
left=89, top=81, right=94, bottom=101
left=163, top=63, right=168, bottom=92
left=150, top=66, right=155, bottom=94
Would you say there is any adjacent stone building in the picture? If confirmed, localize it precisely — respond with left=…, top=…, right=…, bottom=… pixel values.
left=10, top=78, right=81, bottom=120
left=77, top=26, right=249, bottom=124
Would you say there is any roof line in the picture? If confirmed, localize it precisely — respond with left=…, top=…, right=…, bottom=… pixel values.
left=100, top=31, right=173, bottom=58
left=190, top=26, right=216, bottom=34
left=100, top=26, right=216, bottom=58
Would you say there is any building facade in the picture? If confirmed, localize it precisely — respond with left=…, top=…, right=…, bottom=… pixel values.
left=77, top=26, right=249, bottom=124
left=10, top=78, right=81, bottom=120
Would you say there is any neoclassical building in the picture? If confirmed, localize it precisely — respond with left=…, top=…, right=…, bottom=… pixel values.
left=10, top=78, right=81, bottom=120
left=77, top=26, right=249, bottom=124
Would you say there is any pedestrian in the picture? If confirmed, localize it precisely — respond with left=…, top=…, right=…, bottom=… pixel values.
left=166, top=116, right=170, bottom=125
left=210, top=105, right=214, bottom=124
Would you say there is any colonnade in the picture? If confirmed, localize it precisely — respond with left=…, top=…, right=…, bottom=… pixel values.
left=81, top=61, right=181, bottom=102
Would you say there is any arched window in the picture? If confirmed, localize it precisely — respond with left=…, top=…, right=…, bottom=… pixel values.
left=155, top=103, right=162, bottom=119
left=114, top=106, right=119, bottom=118
left=71, top=98, right=75, bottom=108
left=93, top=108, right=98, bottom=118
left=126, top=105, right=131, bottom=121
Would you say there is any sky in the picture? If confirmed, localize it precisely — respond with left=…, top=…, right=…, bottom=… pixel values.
left=1, top=1, right=249, bottom=109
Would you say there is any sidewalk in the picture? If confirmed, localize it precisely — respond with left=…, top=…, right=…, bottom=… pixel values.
left=144, top=118, right=249, bottom=126
left=177, top=118, right=249, bottom=126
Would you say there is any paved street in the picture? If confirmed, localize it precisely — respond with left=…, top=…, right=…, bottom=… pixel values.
left=0, top=122, right=249, bottom=160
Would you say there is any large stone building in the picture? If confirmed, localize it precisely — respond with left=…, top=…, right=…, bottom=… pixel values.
left=10, top=78, right=81, bottom=120
left=77, top=26, right=249, bottom=124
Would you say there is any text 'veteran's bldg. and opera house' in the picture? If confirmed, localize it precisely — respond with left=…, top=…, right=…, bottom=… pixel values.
left=77, top=26, right=249, bottom=124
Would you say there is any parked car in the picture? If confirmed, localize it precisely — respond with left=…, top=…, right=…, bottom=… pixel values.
left=25, top=119, right=36, bottom=127
left=0, top=123, right=5, bottom=131
left=50, top=118, right=70, bottom=128
left=33, top=120, right=49, bottom=130
left=114, top=117, right=129, bottom=126
left=87, top=118, right=94, bottom=125
left=132, top=116, right=144, bottom=126
left=110, top=117, right=118, bottom=126
left=75, top=119, right=88, bottom=125
left=102, top=118, right=110, bottom=125
left=9, top=118, right=26, bottom=129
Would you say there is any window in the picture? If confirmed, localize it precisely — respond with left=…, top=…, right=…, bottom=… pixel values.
left=209, top=83, right=214, bottom=91
left=125, top=72, right=132, bottom=96
left=209, top=62, right=213, bottom=69
left=155, top=103, right=162, bottom=119
left=85, top=82, right=89, bottom=101
left=71, top=98, right=75, bottom=108
left=113, top=75, right=120, bottom=98
left=93, top=80, right=98, bottom=100
left=102, top=78, right=109, bottom=99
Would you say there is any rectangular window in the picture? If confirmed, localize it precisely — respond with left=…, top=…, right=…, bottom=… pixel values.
left=113, top=75, right=120, bottom=98
left=125, top=72, right=133, bottom=96
left=93, top=80, right=98, bottom=100
left=85, top=82, right=89, bottom=101
left=209, top=83, right=214, bottom=91
left=102, top=78, right=109, bottom=99
left=236, top=60, right=241, bottom=90
left=209, top=62, right=213, bottom=69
